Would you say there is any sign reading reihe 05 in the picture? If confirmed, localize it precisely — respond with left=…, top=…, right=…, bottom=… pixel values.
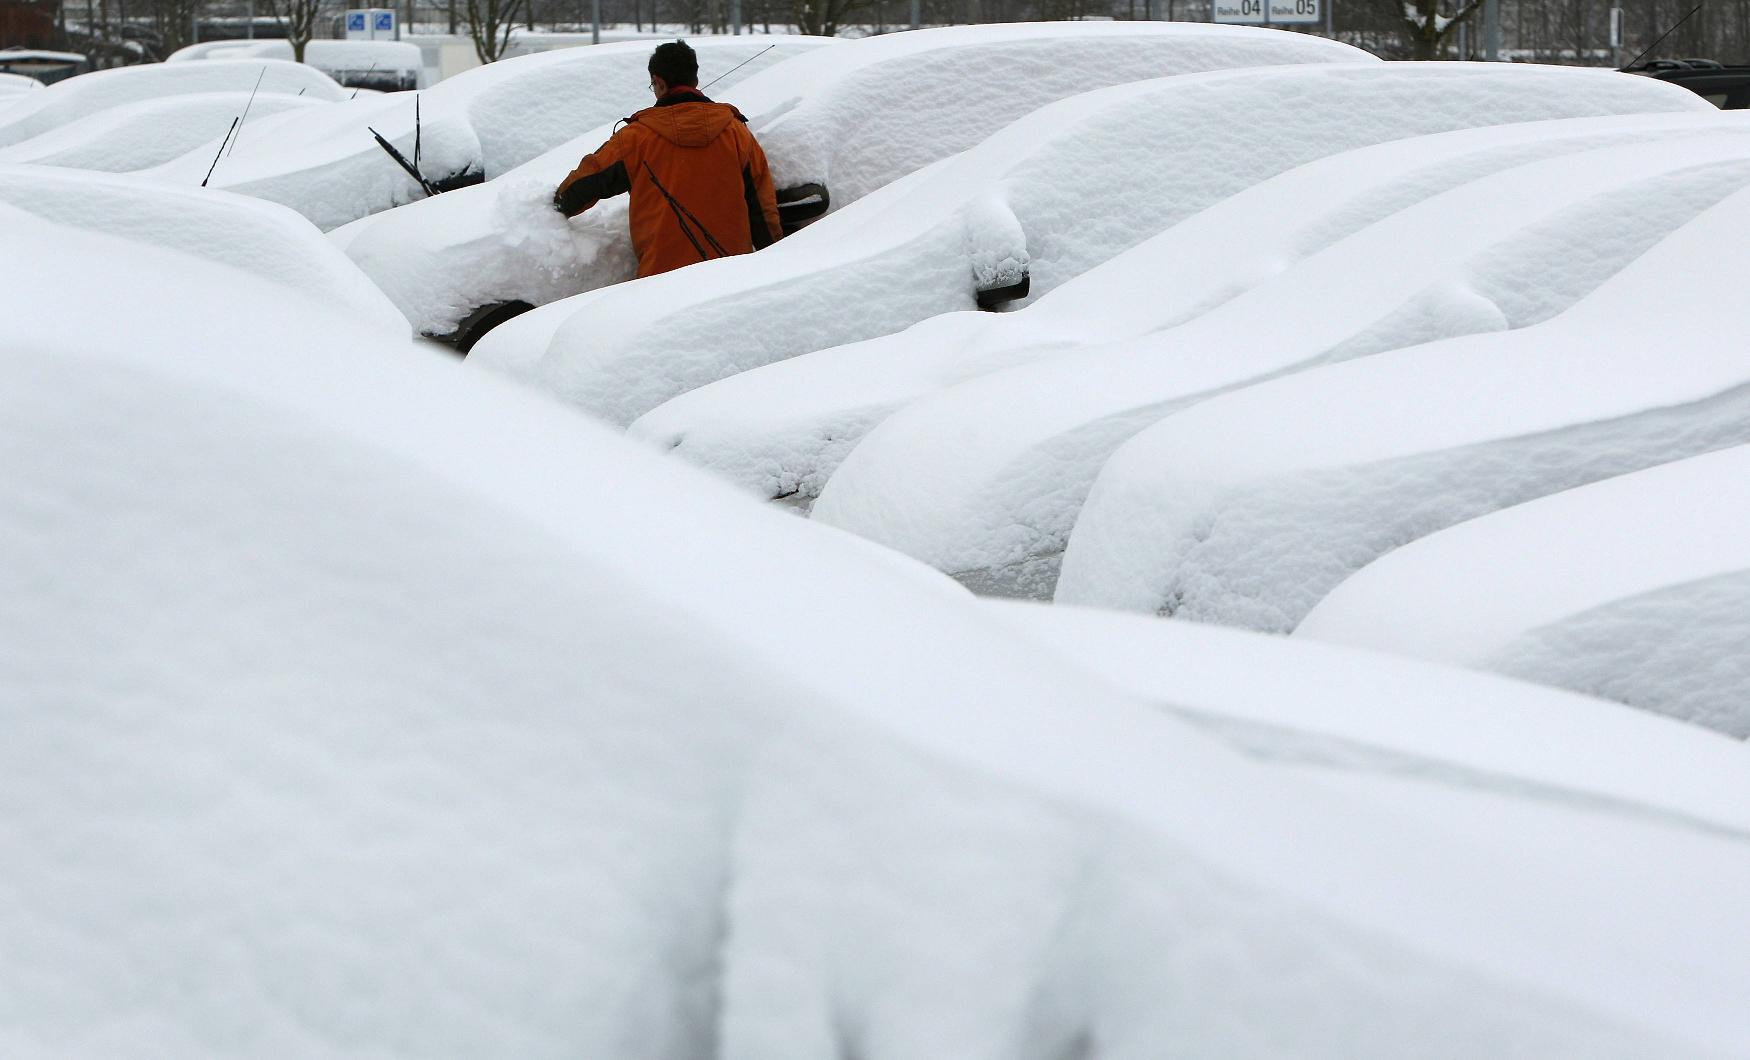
left=1213, top=0, right=1320, bottom=24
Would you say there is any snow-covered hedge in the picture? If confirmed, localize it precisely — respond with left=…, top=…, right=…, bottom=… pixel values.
left=1298, top=445, right=1750, bottom=737
left=1053, top=184, right=1750, bottom=631
left=0, top=91, right=324, bottom=171
left=633, top=110, right=1737, bottom=517
left=0, top=59, right=347, bottom=148
left=341, top=22, right=1369, bottom=337
left=9, top=202, right=1750, bottom=1055
left=808, top=122, right=1750, bottom=597
left=473, top=61, right=1709, bottom=429
left=145, top=37, right=824, bottom=232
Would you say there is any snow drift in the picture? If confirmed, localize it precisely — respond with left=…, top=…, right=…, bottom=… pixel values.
left=1299, top=445, right=1750, bottom=738
left=146, top=37, right=825, bottom=231
left=472, top=61, right=1709, bottom=429
left=634, top=110, right=1741, bottom=517
left=10, top=202, right=1750, bottom=1057
left=0, top=90, right=324, bottom=171
left=341, top=22, right=1370, bottom=338
left=808, top=124, right=1750, bottom=597
left=1054, top=183, right=1750, bottom=632
left=0, top=59, right=347, bottom=148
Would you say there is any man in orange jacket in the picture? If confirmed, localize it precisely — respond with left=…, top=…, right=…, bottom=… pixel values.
left=554, top=40, right=784, bottom=278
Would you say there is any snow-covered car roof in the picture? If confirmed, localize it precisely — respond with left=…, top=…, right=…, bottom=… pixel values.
left=1299, top=444, right=1750, bottom=737
left=808, top=122, right=1750, bottom=597
left=0, top=90, right=326, bottom=171
left=630, top=110, right=1742, bottom=518
left=0, top=163, right=408, bottom=333
left=142, top=37, right=830, bottom=231
left=0, top=70, right=43, bottom=95
left=0, top=59, right=347, bottom=148
left=10, top=200, right=1750, bottom=1053
left=337, top=21, right=1371, bottom=337
left=471, top=60, right=1712, bottom=429
left=1053, top=184, right=1750, bottom=630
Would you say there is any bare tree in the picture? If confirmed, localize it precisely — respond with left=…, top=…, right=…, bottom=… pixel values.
left=149, top=0, right=202, bottom=54
left=1379, top=0, right=1481, bottom=58
left=263, top=0, right=324, bottom=61
left=465, top=0, right=526, bottom=61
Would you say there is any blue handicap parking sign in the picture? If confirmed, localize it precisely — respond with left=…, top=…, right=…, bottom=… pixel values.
left=346, top=11, right=366, bottom=30
left=373, top=10, right=395, bottom=30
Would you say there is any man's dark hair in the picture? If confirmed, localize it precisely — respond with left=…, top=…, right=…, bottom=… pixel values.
left=648, top=40, right=699, bottom=88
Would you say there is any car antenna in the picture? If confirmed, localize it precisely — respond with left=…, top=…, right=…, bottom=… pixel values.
left=350, top=61, right=381, bottom=100
left=1621, top=1, right=1706, bottom=70
left=699, top=44, right=776, bottom=91
left=226, top=66, right=269, bottom=157
left=200, top=116, right=240, bottom=187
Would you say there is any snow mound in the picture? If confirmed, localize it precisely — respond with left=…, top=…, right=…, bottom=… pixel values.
left=0, top=163, right=408, bottom=333
left=342, top=22, right=1371, bottom=337
left=1054, top=184, right=1750, bottom=631
left=10, top=205, right=1750, bottom=1056
left=1299, top=445, right=1750, bottom=738
left=0, top=59, right=346, bottom=148
left=634, top=111, right=1741, bottom=513
left=144, top=38, right=823, bottom=232
left=475, top=61, right=1709, bottom=428
left=809, top=127, right=1750, bottom=597
left=0, top=90, right=325, bottom=171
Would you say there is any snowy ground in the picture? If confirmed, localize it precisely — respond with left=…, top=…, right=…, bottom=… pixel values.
left=7, top=28, right=1749, bottom=1055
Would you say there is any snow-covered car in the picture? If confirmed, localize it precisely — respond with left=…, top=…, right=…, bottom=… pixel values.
left=0, top=58, right=347, bottom=148
left=143, top=37, right=829, bottom=232
left=338, top=22, right=1368, bottom=345
left=0, top=90, right=326, bottom=171
left=633, top=109, right=1737, bottom=520
left=805, top=118, right=1750, bottom=598
left=472, top=60, right=1709, bottom=429
left=0, top=162, right=410, bottom=334
left=1051, top=183, right=1750, bottom=630
left=10, top=197, right=1750, bottom=1053
left=168, top=39, right=426, bottom=91
left=1298, top=445, right=1750, bottom=738
left=0, top=70, right=42, bottom=96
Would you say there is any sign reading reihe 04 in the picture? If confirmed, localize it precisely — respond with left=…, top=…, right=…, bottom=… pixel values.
left=1213, top=0, right=1320, bottom=24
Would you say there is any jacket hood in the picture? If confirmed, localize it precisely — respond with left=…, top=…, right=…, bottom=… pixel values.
left=633, top=100, right=739, bottom=148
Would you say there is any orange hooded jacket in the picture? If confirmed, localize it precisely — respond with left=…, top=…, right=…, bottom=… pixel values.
left=555, top=89, right=783, bottom=279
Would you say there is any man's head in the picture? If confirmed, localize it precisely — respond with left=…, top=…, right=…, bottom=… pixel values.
left=648, top=40, right=699, bottom=97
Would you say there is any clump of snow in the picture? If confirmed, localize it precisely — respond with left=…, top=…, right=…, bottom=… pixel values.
left=633, top=111, right=1740, bottom=513
left=809, top=130, right=1750, bottom=597
left=0, top=59, right=347, bottom=148
left=142, top=38, right=823, bottom=232
left=342, top=22, right=1372, bottom=337
left=1299, top=446, right=1750, bottom=738
left=0, top=91, right=325, bottom=171
left=475, top=61, right=1711, bottom=428
left=14, top=203, right=1750, bottom=1055
left=0, top=163, right=409, bottom=333
left=1054, top=183, right=1750, bottom=630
